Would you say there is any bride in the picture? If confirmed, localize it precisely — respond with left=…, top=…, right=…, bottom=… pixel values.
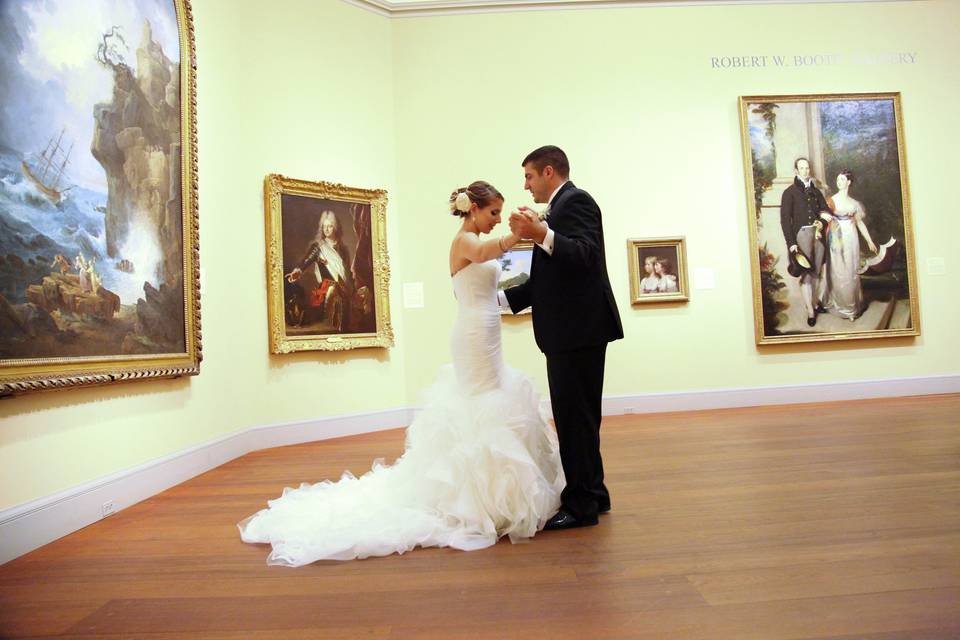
left=239, top=180, right=565, bottom=565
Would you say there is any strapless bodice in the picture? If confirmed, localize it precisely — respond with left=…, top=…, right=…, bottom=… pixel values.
left=452, top=260, right=501, bottom=312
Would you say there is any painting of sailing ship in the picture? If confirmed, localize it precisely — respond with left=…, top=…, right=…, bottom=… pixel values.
left=21, top=129, right=74, bottom=205
left=0, top=0, right=199, bottom=395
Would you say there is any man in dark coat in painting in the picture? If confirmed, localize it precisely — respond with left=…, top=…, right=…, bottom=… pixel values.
left=780, top=157, right=831, bottom=327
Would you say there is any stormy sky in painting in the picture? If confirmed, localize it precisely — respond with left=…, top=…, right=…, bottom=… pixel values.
left=0, top=0, right=179, bottom=191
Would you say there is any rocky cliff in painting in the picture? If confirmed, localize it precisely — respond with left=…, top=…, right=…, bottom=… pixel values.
left=26, top=272, right=121, bottom=320
left=90, top=19, right=185, bottom=352
left=0, top=279, right=135, bottom=360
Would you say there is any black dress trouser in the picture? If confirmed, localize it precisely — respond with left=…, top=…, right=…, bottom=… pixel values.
left=545, top=343, right=609, bottom=519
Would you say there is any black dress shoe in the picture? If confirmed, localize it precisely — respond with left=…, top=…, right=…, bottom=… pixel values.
left=598, top=503, right=611, bottom=514
left=544, top=509, right=599, bottom=531
left=807, top=316, right=817, bottom=327
left=815, top=304, right=826, bottom=314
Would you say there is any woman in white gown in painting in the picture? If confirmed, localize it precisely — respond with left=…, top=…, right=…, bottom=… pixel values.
left=821, top=170, right=878, bottom=320
left=239, top=181, right=564, bottom=565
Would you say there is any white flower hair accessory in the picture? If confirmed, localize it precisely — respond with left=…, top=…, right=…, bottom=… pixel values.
left=454, top=191, right=471, bottom=213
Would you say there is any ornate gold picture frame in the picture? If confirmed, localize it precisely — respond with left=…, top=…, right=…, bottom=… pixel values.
left=264, top=175, right=393, bottom=353
left=0, top=0, right=200, bottom=397
left=627, top=237, right=689, bottom=304
left=739, top=93, right=919, bottom=345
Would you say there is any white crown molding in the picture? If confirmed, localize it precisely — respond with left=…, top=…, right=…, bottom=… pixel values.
left=343, top=0, right=919, bottom=18
left=1, top=373, right=956, bottom=565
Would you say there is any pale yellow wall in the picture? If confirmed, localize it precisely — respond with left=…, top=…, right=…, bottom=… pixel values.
left=0, top=0, right=404, bottom=509
left=393, top=0, right=960, bottom=397
left=3, top=0, right=957, bottom=512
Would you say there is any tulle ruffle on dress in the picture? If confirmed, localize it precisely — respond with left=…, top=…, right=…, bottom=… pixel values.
left=238, top=365, right=564, bottom=566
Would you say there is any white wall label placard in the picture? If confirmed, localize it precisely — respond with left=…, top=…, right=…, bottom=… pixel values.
left=403, top=282, right=425, bottom=308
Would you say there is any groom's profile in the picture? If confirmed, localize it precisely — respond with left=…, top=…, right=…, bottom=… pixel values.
left=501, top=145, right=623, bottom=530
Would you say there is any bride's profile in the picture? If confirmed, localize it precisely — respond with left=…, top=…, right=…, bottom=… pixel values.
left=239, top=180, right=564, bottom=565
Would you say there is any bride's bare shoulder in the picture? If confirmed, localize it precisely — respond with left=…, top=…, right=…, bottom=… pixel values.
left=450, top=231, right=471, bottom=257
left=453, top=230, right=479, bottom=247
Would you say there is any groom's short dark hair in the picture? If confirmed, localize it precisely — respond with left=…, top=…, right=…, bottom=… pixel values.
left=523, top=146, right=570, bottom=179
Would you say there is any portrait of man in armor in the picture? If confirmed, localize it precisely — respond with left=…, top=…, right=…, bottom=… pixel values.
left=281, top=195, right=376, bottom=336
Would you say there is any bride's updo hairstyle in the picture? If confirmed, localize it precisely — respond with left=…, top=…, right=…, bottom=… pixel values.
left=449, top=180, right=504, bottom=218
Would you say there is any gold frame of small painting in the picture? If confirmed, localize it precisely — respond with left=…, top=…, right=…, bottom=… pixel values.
left=627, top=237, right=689, bottom=304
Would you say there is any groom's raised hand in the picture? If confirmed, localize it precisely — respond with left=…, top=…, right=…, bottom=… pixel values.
left=509, top=208, right=546, bottom=243
left=508, top=210, right=525, bottom=236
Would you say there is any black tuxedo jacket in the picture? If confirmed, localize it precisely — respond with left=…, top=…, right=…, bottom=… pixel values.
left=504, top=182, right=623, bottom=354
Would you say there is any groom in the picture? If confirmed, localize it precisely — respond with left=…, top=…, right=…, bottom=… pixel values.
left=501, top=145, right=623, bottom=530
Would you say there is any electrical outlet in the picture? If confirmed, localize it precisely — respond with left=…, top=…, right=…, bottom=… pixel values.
left=101, top=500, right=115, bottom=518
left=624, top=406, right=636, bottom=415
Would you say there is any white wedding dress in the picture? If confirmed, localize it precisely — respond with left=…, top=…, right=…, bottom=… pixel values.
left=239, top=260, right=564, bottom=565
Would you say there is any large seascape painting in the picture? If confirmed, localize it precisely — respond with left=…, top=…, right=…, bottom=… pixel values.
left=0, top=0, right=199, bottom=395
left=739, top=93, right=919, bottom=345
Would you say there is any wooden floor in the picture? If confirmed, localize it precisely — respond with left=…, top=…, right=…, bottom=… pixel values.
left=2, top=394, right=959, bottom=639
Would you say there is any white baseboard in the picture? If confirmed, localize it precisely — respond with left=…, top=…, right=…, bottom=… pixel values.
left=0, top=407, right=412, bottom=565
left=599, top=373, right=960, bottom=416
left=2, top=374, right=957, bottom=565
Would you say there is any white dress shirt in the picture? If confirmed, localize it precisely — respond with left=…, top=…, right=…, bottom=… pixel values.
left=537, top=181, right=566, bottom=255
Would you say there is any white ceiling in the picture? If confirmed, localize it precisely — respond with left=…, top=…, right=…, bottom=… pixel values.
left=344, top=0, right=910, bottom=18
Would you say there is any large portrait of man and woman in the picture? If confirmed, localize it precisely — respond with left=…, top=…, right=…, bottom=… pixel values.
left=264, top=175, right=393, bottom=353
left=739, top=93, right=920, bottom=345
